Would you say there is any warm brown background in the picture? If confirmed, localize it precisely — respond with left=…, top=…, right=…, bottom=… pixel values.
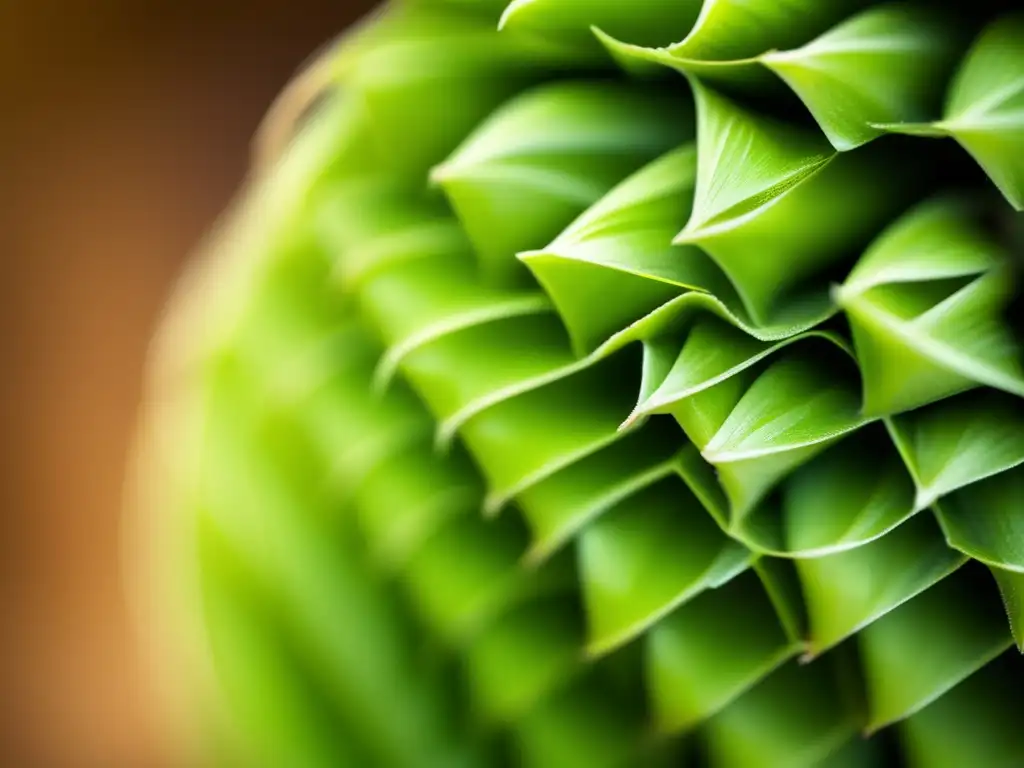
left=0, top=2, right=372, bottom=764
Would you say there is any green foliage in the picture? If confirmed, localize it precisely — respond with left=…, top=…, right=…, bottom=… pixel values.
left=136, top=2, right=1024, bottom=767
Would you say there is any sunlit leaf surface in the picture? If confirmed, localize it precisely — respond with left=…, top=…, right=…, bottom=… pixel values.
left=134, top=2, right=1024, bottom=767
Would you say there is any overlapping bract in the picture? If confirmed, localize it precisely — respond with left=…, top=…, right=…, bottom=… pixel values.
left=140, top=1, right=1024, bottom=767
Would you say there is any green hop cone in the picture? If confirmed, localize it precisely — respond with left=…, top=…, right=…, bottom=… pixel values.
left=131, top=1, right=1024, bottom=766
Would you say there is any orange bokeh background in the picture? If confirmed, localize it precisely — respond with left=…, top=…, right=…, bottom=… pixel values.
left=1, top=2, right=372, bottom=763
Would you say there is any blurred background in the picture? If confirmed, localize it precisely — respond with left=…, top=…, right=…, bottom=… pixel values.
left=1, top=1, right=373, bottom=764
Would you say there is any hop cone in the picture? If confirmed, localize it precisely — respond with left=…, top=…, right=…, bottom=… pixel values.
left=134, top=1, right=1024, bottom=766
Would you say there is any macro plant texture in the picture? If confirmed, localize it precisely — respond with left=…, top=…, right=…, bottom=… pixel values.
left=134, top=1, right=1024, bottom=766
